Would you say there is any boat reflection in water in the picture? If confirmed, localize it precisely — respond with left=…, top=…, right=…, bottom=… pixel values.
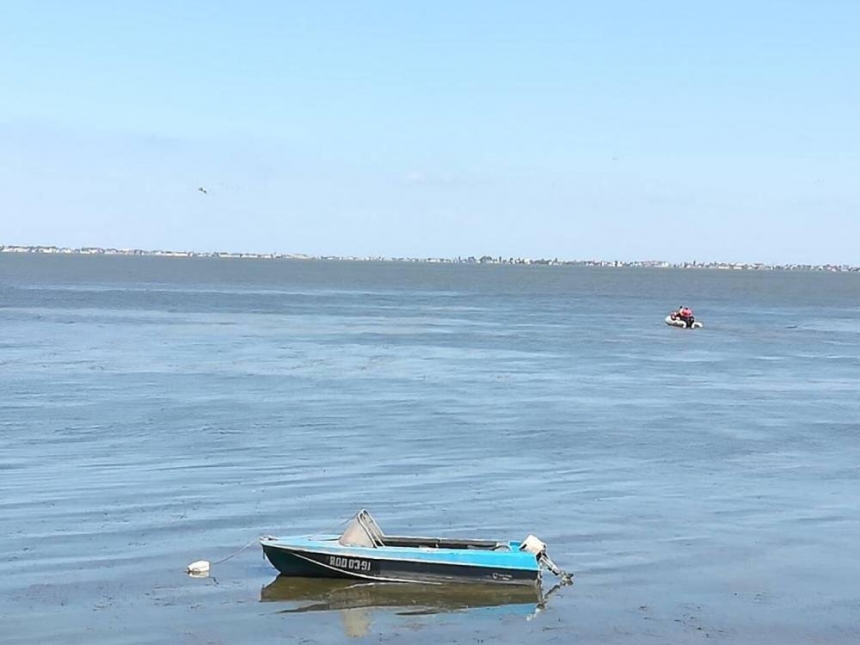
left=260, top=576, right=564, bottom=637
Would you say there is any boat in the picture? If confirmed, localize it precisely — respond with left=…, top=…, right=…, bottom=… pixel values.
left=260, top=509, right=572, bottom=587
left=665, top=314, right=703, bottom=329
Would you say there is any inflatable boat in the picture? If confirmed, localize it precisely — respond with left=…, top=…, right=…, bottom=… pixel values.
left=665, top=315, right=703, bottom=329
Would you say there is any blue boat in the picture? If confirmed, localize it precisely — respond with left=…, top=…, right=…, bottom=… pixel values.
left=260, top=510, right=572, bottom=587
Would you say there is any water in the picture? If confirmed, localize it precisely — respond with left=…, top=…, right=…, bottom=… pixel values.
left=1, top=255, right=859, bottom=644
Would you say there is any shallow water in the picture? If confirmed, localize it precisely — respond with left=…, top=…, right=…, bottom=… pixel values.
left=1, top=255, right=860, bottom=643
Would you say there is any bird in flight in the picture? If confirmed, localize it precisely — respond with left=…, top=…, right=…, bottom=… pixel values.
left=198, top=187, right=208, bottom=195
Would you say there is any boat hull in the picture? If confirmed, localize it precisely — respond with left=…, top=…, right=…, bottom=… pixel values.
left=261, top=537, right=540, bottom=586
left=665, top=315, right=703, bottom=329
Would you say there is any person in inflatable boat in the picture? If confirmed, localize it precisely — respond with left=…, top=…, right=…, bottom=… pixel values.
left=676, top=306, right=695, bottom=327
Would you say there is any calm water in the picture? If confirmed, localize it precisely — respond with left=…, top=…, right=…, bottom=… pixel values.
left=1, top=255, right=859, bottom=644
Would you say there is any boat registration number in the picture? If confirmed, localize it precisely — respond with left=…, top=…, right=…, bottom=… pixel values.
left=329, top=556, right=372, bottom=572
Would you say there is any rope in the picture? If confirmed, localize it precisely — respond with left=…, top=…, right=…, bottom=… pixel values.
left=210, top=537, right=260, bottom=565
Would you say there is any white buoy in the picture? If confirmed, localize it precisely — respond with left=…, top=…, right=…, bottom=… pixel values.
left=186, top=560, right=211, bottom=576
left=185, top=537, right=260, bottom=578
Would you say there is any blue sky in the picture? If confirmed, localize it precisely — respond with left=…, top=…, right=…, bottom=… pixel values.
left=1, top=1, right=858, bottom=263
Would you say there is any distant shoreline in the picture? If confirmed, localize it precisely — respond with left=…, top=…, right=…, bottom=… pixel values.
left=1, top=244, right=857, bottom=272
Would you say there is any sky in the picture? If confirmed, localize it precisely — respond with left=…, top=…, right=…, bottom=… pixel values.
left=1, top=1, right=858, bottom=264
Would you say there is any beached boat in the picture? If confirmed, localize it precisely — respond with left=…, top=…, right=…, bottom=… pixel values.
left=260, top=510, right=572, bottom=587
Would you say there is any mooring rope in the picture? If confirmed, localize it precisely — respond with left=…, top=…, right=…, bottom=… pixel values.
left=210, top=537, right=261, bottom=565
left=187, top=535, right=267, bottom=575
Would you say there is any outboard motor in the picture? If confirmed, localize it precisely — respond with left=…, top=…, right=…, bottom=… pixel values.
left=519, top=534, right=573, bottom=584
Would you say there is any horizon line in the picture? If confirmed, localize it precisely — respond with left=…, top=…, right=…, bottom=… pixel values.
left=1, top=243, right=859, bottom=272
